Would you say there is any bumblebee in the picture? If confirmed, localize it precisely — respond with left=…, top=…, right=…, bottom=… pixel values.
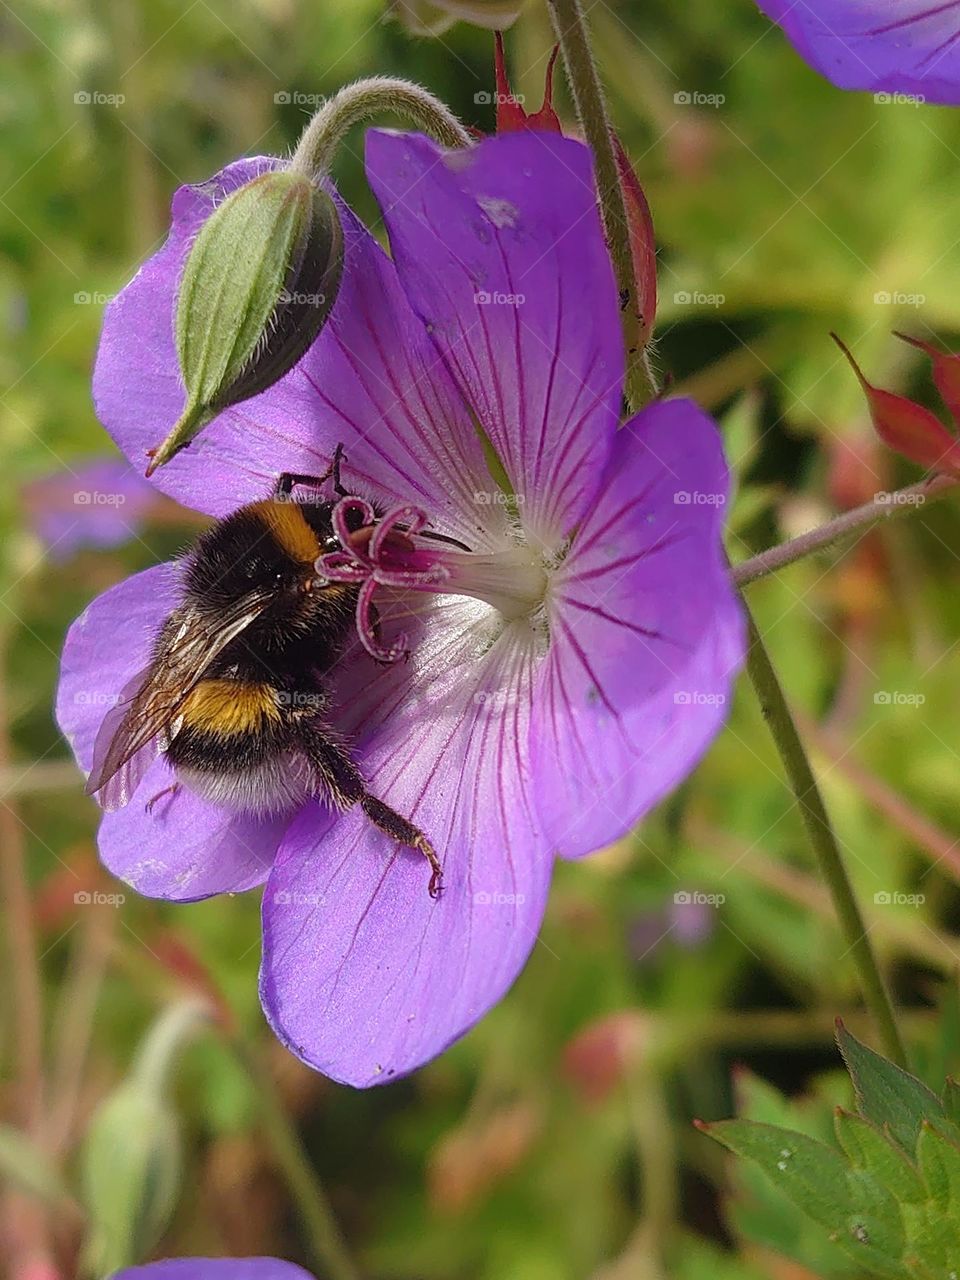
left=85, top=450, right=443, bottom=896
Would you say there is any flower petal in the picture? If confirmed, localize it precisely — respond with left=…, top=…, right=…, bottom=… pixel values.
left=530, top=399, right=745, bottom=857
left=56, top=564, right=280, bottom=900
left=757, top=0, right=960, bottom=104
left=95, top=159, right=501, bottom=547
left=98, top=757, right=284, bottom=901
left=364, top=129, right=623, bottom=543
left=57, top=563, right=181, bottom=771
left=260, top=596, right=553, bottom=1087
left=116, top=1260, right=314, bottom=1280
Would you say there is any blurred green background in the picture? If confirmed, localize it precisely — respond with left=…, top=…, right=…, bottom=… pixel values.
left=4, top=1, right=960, bottom=1277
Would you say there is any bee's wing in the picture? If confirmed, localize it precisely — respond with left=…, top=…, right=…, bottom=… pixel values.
left=86, top=597, right=269, bottom=811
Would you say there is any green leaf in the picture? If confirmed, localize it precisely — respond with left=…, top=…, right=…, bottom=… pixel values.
left=835, top=1020, right=945, bottom=1153
left=702, top=1119, right=909, bottom=1278
left=834, top=1110, right=925, bottom=1204
left=701, top=1119, right=855, bottom=1231
left=0, top=1124, right=71, bottom=1207
left=915, top=1120, right=960, bottom=1213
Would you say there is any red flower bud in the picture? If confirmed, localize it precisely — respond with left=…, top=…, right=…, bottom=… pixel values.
left=894, top=331, right=960, bottom=424
left=494, top=32, right=561, bottom=133
left=612, top=132, right=657, bottom=347
left=831, top=333, right=960, bottom=477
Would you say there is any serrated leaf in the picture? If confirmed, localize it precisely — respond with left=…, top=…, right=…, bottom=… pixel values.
left=836, top=1021, right=944, bottom=1154
left=702, top=1119, right=855, bottom=1231
left=704, top=1119, right=910, bottom=1278
left=834, top=1110, right=926, bottom=1203
left=916, top=1120, right=960, bottom=1214
left=0, top=1124, right=71, bottom=1207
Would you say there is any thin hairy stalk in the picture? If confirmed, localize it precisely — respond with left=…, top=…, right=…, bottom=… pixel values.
left=741, top=604, right=909, bottom=1067
left=290, top=77, right=471, bottom=180
left=545, top=0, right=657, bottom=409
left=734, top=473, right=960, bottom=586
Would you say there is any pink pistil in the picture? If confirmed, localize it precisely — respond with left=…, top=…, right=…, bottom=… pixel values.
left=317, top=499, right=452, bottom=663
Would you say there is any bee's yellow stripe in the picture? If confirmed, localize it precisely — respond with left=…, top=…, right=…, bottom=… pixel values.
left=249, top=499, right=320, bottom=564
left=179, top=679, right=280, bottom=736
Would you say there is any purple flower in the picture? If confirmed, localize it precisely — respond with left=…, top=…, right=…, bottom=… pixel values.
left=57, top=130, right=743, bottom=1086
left=116, top=1260, right=313, bottom=1280
left=756, top=0, right=960, bottom=103
left=23, top=459, right=158, bottom=562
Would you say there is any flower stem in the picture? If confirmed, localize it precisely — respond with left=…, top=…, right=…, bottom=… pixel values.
left=734, top=473, right=959, bottom=586
left=231, top=1039, right=360, bottom=1280
left=544, top=0, right=657, bottom=410
left=290, top=77, right=471, bottom=181
left=740, top=602, right=909, bottom=1068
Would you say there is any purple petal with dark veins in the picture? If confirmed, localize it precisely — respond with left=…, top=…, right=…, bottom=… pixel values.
left=365, top=129, right=623, bottom=544
left=260, top=594, right=552, bottom=1087
left=757, top=0, right=960, bottom=102
left=530, top=399, right=744, bottom=857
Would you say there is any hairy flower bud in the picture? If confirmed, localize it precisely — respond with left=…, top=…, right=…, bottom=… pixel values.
left=146, top=169, right=343, bottom=475
left=832, top=333, right=960, bottom=477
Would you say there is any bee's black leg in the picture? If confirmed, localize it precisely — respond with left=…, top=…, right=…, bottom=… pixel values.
left=360, top=795, right=443, bottom=898
left=330, top=442, right=348, bottom=497
left=275, top=444, right=348, bottom=499
left=145, top=782, right=181, bottom=814
left=300, top=726, right=442, bottom=897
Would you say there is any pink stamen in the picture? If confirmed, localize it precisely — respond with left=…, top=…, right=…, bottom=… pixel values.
left=317, top=496, right=546, bottom=662
left=318, top=498, right=451, bottom=663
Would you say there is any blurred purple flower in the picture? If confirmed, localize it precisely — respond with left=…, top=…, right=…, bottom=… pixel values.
left=57, top=130, right=743, bottom=1086
left=757, top=0, right=960, bottom=103
left=629, top=895, right=715, bottom=962
left=23, top=459, right=157, bottom=562
left=117, top=1260, right=313, bottom=1280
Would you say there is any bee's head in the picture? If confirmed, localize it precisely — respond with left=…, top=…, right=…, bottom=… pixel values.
left=186, top=503, right=324, bottom=621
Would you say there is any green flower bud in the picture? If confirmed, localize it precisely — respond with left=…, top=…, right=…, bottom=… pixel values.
left=78, top=999, right=209, bottom=1276
left=80, top=1082, right=181, bottom=1276
left=147, top=169, right=343, bottom=475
